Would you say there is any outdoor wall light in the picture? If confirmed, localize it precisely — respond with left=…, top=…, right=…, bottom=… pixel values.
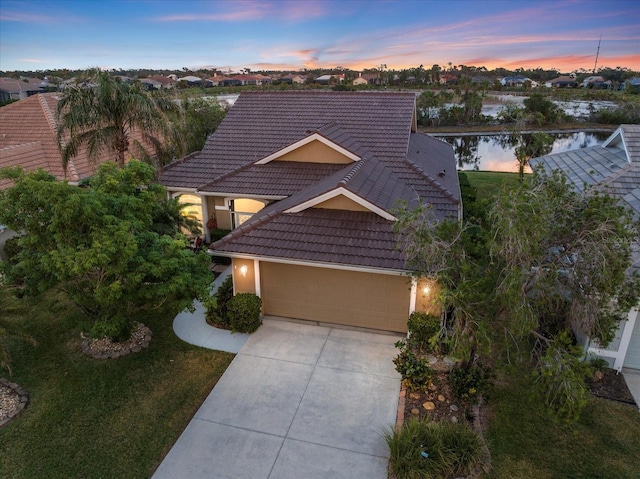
left=239, top=264, right=248, bottom=277
left=422, top=285, right=431, bottom=295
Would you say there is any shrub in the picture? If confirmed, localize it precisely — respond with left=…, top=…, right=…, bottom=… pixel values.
left=227, top=293, right=262, bottom=333
left=208, top=228, right=232, bottom=243
left=407, top=312, right=442, bottom=353
left=393, top=340, right=434, bottom=392
left=205, top=275, right=233, bottom=328
left=534, top=330, right=591, bottom=423
left=3, top=236, right=22, bottom=263
left=450, top=364, right=492, bottom=401
left=385, top=418, right=485, bottom=479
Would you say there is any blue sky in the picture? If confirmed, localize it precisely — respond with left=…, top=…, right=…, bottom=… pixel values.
left=1, top=0, right=638, bottom=72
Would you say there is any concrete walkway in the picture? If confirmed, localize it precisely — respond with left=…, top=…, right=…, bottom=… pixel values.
left=172, top=267, right=250, bottom=353
left=155, top=318, right=403, bottom=479
left=622, top=368, right=640, bottom=411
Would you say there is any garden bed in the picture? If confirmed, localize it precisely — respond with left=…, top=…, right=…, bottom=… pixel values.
left=587, top=368, right=637, bottom=405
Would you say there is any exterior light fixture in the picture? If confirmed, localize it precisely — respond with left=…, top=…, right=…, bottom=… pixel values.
left=239, top=264, right=248, bottom=277
left=422, top=285, right=431, bottom=295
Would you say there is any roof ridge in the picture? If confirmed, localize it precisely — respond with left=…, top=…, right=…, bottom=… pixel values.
left=337, top=157, right=368, bottom=187
left=38, top=93, right=58, bottom=132
left=405, top=157, right=458, bottom=202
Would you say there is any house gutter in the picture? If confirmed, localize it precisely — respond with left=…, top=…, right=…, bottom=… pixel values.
left=208, top=251, right=410, bottom=276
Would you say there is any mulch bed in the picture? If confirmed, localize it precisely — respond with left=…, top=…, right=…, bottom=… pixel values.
left=80, top=322, right=152, bottom=359
left=587, top=369, right=637, bottom=405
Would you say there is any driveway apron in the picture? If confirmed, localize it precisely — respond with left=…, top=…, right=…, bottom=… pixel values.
left=153, top=318, right=403, bottom=479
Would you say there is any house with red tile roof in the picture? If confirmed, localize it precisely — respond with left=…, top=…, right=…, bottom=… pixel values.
left=160, top=91, right=461, bottom=332
left=0, top=93, right=151, bottom=189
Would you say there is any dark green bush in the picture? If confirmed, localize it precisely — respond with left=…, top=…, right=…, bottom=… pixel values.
left=450, top=364, right=492, bottom=401
left=227, top=293, right=262, bottom=333
left=385, top=418, right=485, bottom=479
left=407, top=312, right=442, bottom=352
left=205, top=275, right=233, bottom=328
left=3, top=236, right=22, bottom=263
left=393, top=340, right=434, bottom=392
left=208, top=228, right=232, bottom=243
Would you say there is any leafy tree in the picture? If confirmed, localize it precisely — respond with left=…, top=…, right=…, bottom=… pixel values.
left=523, top=92, right=563, bottom=125
left=0, top=161, right=212, bottom=341
left=394, top=170, right=640, bottom=421
left=56, top=68, right=179, bottom=169
left=513, top=131, right=554, bottom=181
left=173, top=98, right=226, bottom=157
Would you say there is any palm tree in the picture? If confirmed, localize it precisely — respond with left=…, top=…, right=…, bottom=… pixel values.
left=56, top=69, right=180, bottom=170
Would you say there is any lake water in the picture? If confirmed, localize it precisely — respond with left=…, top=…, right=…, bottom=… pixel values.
left=436, top=131, right=611, bottom=172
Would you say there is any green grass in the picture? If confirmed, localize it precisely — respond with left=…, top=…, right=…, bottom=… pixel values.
left=0, top=290, right=234, bottom=479
left=464, top=170, right=521, bottom=199
left=486, top=373, right=640, bottom=479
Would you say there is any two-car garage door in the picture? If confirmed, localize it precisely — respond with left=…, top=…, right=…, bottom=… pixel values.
left=260, top=262, right=410, bottom=333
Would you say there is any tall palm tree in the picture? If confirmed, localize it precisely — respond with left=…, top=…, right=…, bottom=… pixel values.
left=56, top=68, right=180, bottom=170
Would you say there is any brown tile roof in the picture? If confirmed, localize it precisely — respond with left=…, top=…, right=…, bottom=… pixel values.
left=165, top=91, right=461, bottom=271
left=160, top=91, right=416, bottom=188
left=0, top=92, right=152, bottom=188
left=213, top=208, right=406, bottom=270
left=199, top=161, right=347, bottom=196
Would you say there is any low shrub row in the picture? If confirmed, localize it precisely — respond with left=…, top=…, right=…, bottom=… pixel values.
left=204, top=276, right=262, bottom=333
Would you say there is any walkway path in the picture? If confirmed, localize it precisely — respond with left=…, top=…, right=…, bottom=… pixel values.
left=172, top=267, right=250, bottom=353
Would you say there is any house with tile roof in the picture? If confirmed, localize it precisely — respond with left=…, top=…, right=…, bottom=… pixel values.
left=531, top=125, right=640, bottom=371
left=0, top=77, right=47, bottom=102
left=0, top=93, right=152, bottom=189
left=160, top=91, right=461, bottom=333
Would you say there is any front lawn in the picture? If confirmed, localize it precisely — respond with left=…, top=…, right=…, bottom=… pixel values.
left=463, top=170, right=521, bottom=198
left=487, top=372, right=640, bottom=479
left=0, top=289, right=233, bottom=478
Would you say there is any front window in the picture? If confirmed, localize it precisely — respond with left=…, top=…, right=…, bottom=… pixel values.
left=175, top=194, right=203, bottom=226
left=230, top=198, right=265, bottom=228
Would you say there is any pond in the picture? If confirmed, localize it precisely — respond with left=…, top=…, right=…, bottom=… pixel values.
left=436, top=131, right=611, bottom=172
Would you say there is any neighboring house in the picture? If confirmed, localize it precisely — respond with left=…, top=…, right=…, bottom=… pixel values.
left=582, top=75, right=611, bottom=89
left=501, top=76, right=537, bottom=88
left=545, top=76, right=577, bottom=88
left=177, top=76, right=203, bottom=86
left=315, top=74, right=345, bottom=84
left=0, top=77, right=45, bottom=102
left=160, top=91, right=461, bottom=333
left=0, top=93, right=152, bottom=189
left=139, top=78, right=163, bottom=90
left=531, top=125, right=640, bottom=371
left=352, top=75, right=368, bottom=86
left=148, top=75, right=176, bottom=89
left=280, top=75, right=306, bottom=85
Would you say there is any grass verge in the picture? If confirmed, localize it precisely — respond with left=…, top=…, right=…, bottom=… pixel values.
left=0, top=289, right=234, bottom=479
left=463, top=170, right=521, bottom=199
left=486, top=372, right=640, bottom=479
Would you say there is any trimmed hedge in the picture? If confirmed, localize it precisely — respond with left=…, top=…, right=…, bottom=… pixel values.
left=227, top=293, right=262, bottom=333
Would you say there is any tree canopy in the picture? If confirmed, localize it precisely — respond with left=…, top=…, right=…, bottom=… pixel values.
left=56, top=69, right=179, bottom=169
left=0, top=161, right=212, bottom=340
left=394, top=170, right=640, bottom=421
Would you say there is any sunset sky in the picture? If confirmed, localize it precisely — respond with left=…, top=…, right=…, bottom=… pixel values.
left=1, top=0, right=639, bottom=73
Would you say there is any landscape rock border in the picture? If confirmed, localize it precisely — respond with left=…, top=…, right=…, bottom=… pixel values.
left=0, top=378, right=29, bottom=428
left=81, top=323, right=152, bottom=359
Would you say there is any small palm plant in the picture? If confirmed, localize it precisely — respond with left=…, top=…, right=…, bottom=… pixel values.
left=0, top=286, right=36, bottom=375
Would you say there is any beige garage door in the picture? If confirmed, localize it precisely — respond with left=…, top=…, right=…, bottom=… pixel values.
left=260, top=262, right=410, bottom=332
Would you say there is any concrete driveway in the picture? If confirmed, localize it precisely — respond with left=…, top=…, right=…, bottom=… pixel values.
left=153, top=318, right=402, bottom=479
